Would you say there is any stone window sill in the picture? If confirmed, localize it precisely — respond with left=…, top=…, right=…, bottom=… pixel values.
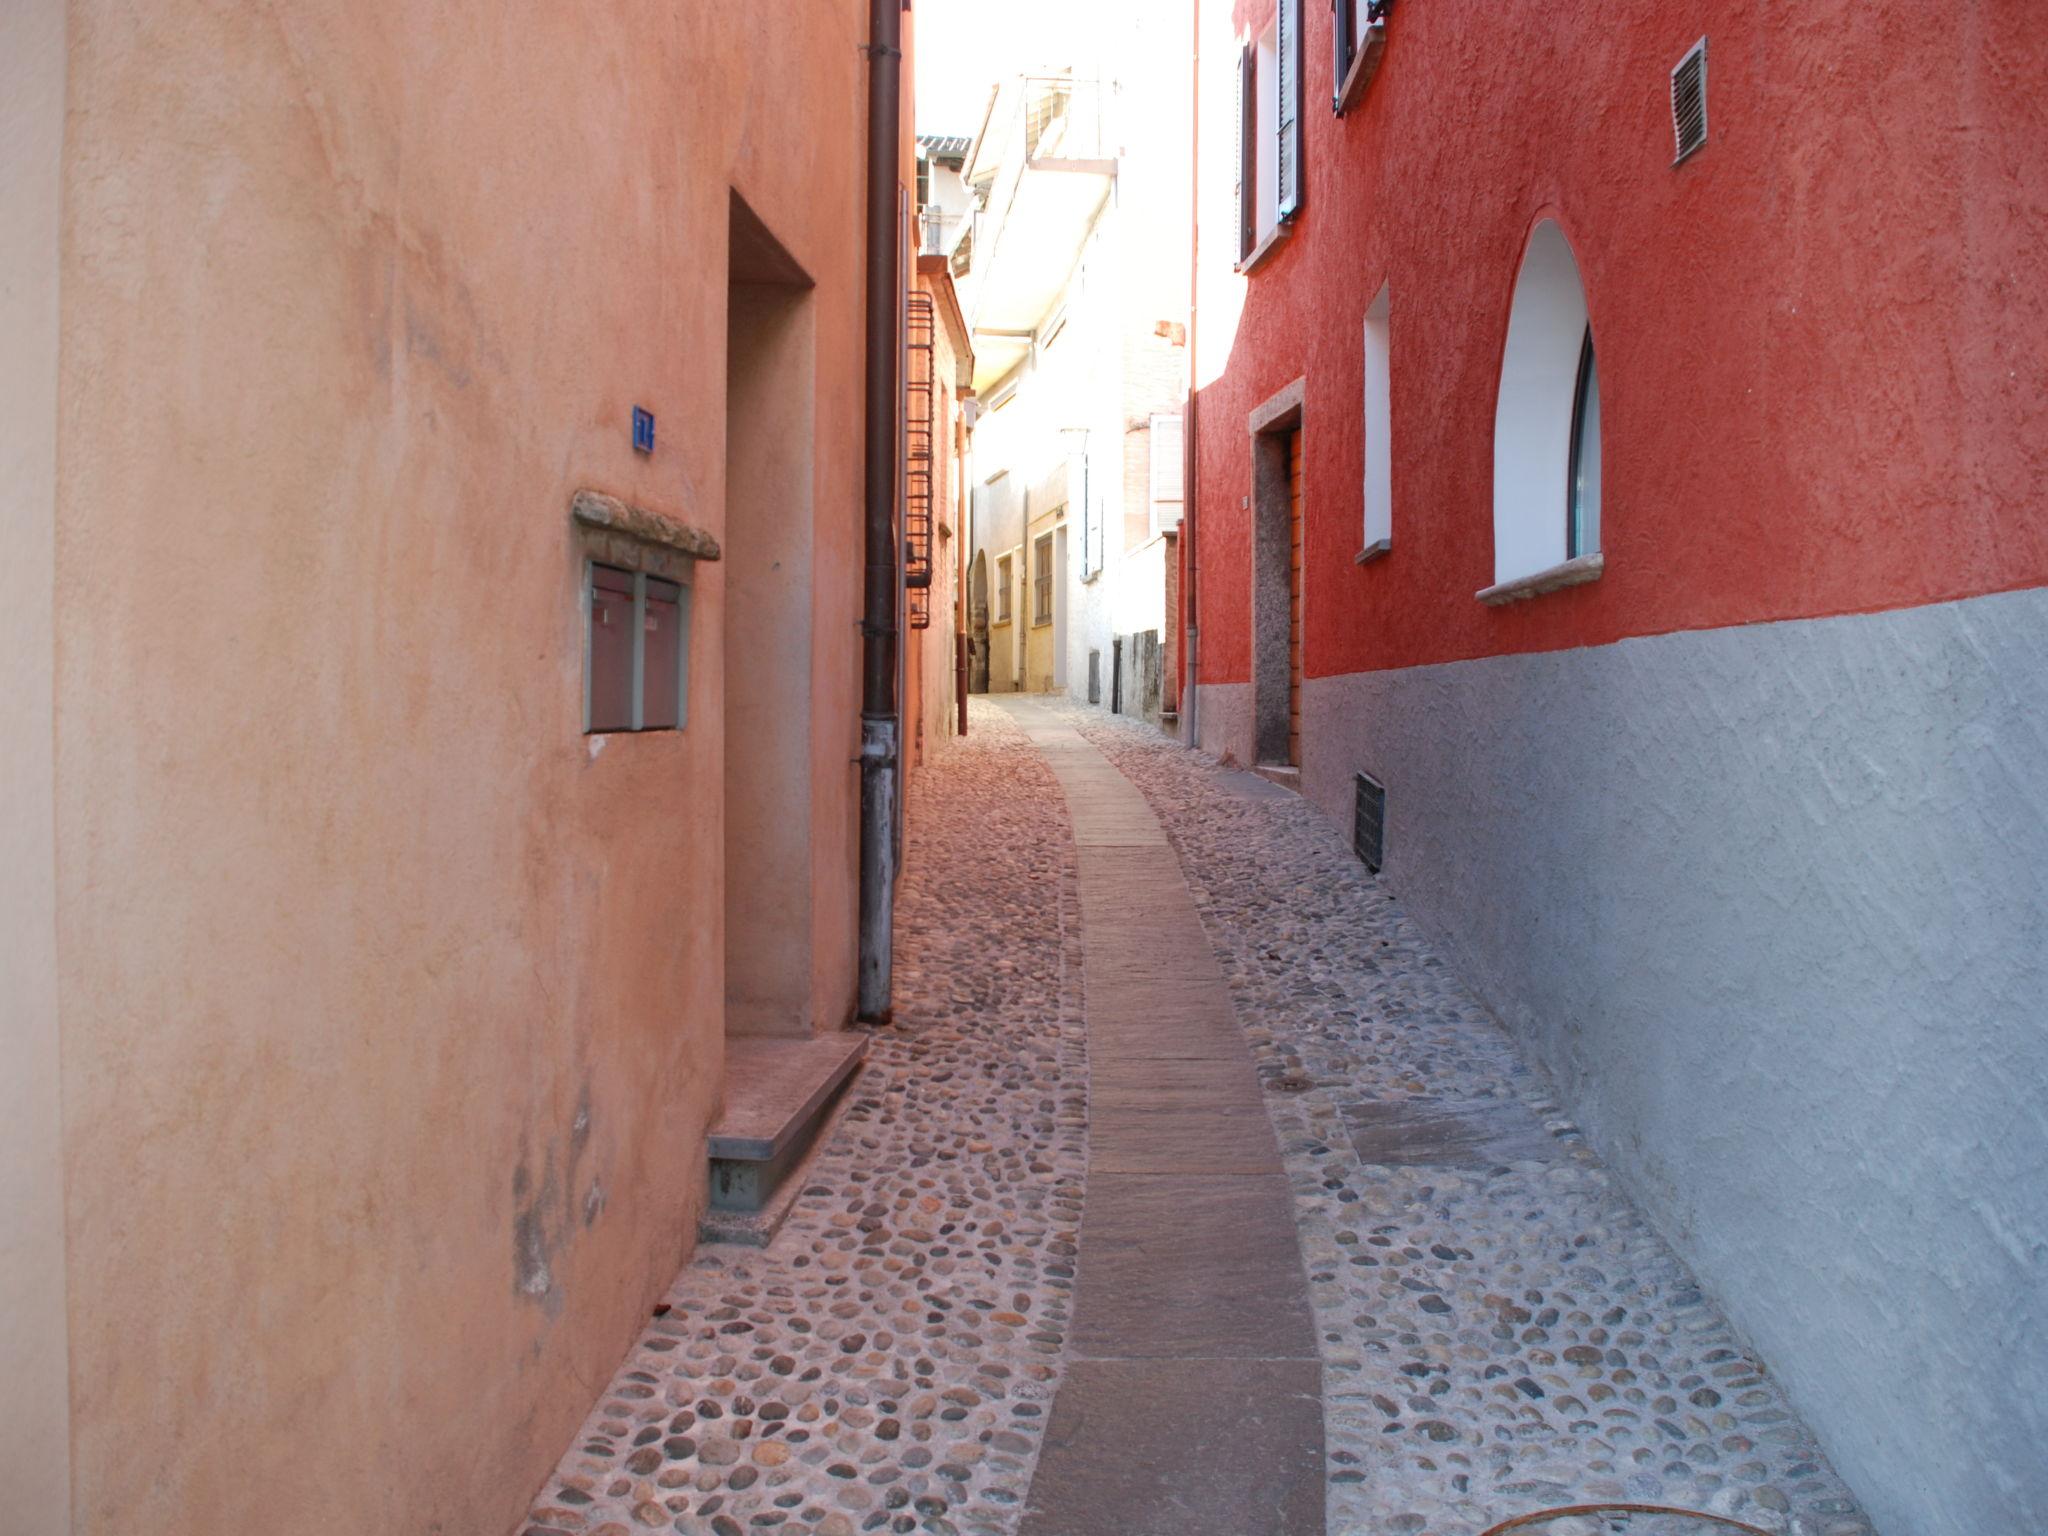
left=1236, top=218, right=1295, bottom=276
left=1476, top=551, right=1604, bottom=606
left=1354, top=537, right=1391, bottom=565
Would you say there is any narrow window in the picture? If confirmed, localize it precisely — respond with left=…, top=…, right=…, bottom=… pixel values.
left=1032, top=533, right=1054, bottom=625
left=1361, top=284, right=1392, bottom=557
left=996, top=553, right=1013, bottom=622
left=1274, top=0, right=1302, bottom=221
left=586, top=562, right=691, bottom=734
left=1490, top=220, right=1598, bottom=585
left=1567, top=328, right=1601, bottom=558
left=1255, top=24, right=1280, bottom=239
left=1332, top=0, right=1358, bottom=111
left=1237, top=44, right=1257, bottom=261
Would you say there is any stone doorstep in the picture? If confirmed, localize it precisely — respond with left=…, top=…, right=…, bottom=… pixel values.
left=1251, top=763, right=1302, bottom=792
left=698, top=1067, right=864, bottom=1248
left=702, top=1031, right=868, bottom=1244
left=708, top=1032, right=869, bottom=1162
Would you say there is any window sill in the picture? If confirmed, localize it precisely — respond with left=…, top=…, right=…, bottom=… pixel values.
left=1476, top=551, right=1604, bottom=606
left=1031, top=617, right=1053, bottom=629
left=1236, top=218, right=1295, bottom=276
left=1333, top=20, right=1388, bottom=116
left=1354, top=537, right=1391, bottom=565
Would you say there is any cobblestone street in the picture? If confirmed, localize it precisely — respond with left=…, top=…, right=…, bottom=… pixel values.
left=526, top=698, right=1875, bottom=1536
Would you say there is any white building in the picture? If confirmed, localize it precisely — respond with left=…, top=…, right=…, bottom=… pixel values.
left=944, top=6, right=1192, bottom=721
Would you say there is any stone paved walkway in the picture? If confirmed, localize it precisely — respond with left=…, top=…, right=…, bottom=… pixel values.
left=1049, top=700, right=1876, bottom=1536
left=1005, top=701, right=1323, bottom=1536
left=523, top=701, right=1086, bottom=1536
left=524, top=695, right=1877, bottom=1536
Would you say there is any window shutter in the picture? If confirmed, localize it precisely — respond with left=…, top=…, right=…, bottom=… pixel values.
left=1277, top=0, right=1302, bottom=219
left=1331, top=0, right=1354, bottom=112
left=1237, top=44, right=1256, bottom=261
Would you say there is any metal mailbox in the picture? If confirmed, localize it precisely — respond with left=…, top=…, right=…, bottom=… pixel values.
left=641, top=576, right=683, bottom=731
left=587, top=563, right=636, bottom=732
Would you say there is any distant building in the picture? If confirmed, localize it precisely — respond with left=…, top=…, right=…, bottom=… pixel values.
left=952, top=7, right=1194, bottom=721
left=1182, top=4, right=2048, bottom=1534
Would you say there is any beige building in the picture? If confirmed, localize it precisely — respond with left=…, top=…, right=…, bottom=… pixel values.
left=901, top=257, right=976, bottom=781
left=0, top=2, right=916, bottom=1532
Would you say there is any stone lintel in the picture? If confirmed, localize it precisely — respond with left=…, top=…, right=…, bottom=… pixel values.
left=570, top=488, right=722, bottom=565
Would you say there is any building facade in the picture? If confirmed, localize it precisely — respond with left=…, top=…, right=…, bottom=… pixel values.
left=1183, top=3, right=2048, bottom=1534
left=902, top=254, right=976, bottom=780
left=0, top=3, right=913, bottom=1533
left=953, top=9, right=1194, bottom=721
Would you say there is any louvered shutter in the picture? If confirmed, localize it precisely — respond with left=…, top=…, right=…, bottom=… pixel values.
left=1277, top=0, right=1302, bottom=219
left=1237, top=44, right=1256, bottom=261
left=1331, top=0, right=1354, bottom=112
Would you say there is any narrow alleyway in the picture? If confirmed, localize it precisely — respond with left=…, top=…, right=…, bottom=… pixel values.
left=525, top=699, right=1875, bottom=1536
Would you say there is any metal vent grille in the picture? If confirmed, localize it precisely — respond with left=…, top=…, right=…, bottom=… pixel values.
left=1671, top=38, right=1707, bottom=164
left=1353, top=771, right=1385, bottom=873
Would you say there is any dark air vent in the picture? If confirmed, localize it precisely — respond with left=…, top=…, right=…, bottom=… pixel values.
left=1671, top=38, right=1707, bottom=164
left=1353, top=771, right=1386, bottom=873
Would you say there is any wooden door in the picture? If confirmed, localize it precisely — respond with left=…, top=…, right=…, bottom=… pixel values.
left=1287, top=430, right=1304, bottom=767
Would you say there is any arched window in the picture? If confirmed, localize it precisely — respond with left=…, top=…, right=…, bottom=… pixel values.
left=1492, top=220, right=1601, bottom=587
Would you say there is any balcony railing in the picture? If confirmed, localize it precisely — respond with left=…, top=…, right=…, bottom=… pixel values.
left=918, top=209, right=960, bottom=256
left=1018, top=76, right=1107, bottom=164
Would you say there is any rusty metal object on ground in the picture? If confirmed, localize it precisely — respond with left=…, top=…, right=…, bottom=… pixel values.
left=1480, top=1505, right=1773, bottom=1536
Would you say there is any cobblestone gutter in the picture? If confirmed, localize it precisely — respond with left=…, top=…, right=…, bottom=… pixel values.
left=1056, top=704, right=1874, bottom=1536
left=524, top=702, right=1086, bottom=1536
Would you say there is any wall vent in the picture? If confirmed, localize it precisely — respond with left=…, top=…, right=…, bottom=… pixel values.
left=1670, top=38, right=1707, bottom=164
left=1353, top=771, right=1386, bottom=873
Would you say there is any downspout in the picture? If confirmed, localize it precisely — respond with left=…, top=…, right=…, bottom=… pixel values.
left=956, top=413, right=971, bottom=739
left=1181, top=0, right=1203, bottom=750
left=859, top=0, right=903, bottom=1023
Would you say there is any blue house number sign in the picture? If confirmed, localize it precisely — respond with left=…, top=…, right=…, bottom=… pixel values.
left=632, top=406, right=656, bottom=454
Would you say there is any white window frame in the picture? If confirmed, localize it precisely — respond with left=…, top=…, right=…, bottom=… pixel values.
left=1360, top=284, right=1392, bottom=560
left=1483, top=219, right=1606, bottom=602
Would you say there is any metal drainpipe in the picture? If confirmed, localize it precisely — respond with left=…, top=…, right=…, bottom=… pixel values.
left=1181, top=0, right=1203, bottom=750
left=858, top=0, right=904, bottom=1023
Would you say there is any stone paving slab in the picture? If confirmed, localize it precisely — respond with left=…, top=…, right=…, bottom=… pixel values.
left=1089, top=1103, right=1286, bottom=1174
left=1089, top=1058, right=1266, bottom=1107
left=1073, top=1173, right=1316, bottom=1358
left=1018, top=1359, right=1326, bottom=1536
left=1004, top=699, right=1324, bottom=1536
left=1343, top=1096, right=1566, bottom=1169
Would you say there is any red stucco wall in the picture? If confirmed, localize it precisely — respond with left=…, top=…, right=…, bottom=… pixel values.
left=1192, top=0, right=2048, bottom=685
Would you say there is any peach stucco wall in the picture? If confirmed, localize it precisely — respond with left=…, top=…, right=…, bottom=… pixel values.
left=1, top=0, right=72, bottom=1524
left=49, top=2, right=870, bottom=1532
